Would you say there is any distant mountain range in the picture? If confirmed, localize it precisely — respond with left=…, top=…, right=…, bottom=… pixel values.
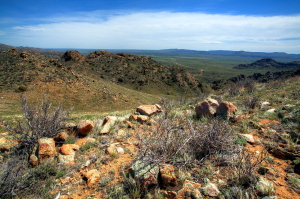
left=1, top=44, right=299, bottom=62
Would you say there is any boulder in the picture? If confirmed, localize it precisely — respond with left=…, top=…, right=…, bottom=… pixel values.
left=38, top=138, right=57, bottom=163
left=159, top=164, right=177, bottom=187
left=216, top=101, right=237, bottom=119
left=195, top=99, right=219, bottom=118
left=136, top=104, right=162, bottom=116
left=130, top=158, right=159, bottom=189
left=82, top=169, right=101, bottom=187
left=177, top=180, right=203, bottom=199
left=100, top=116, right=117, bottom=134
left=58, top=154, right=76, bottom=165
left=261, top=101, right=270, bottom=110
left=77, top=120, right=94, bottom=137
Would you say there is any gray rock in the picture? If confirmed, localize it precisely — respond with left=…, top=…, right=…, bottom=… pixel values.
left=239, top=134, right=255, bottom=144
left=256, top=177, right=275, bottom=196
left=130, top=158, right=159, bottom=189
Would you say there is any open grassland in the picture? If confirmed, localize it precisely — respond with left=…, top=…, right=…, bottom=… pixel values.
left=146, top=55, right=292, bottom=83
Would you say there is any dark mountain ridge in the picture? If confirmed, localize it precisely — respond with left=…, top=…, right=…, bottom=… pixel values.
left=234, top=58, right=300, bottom=70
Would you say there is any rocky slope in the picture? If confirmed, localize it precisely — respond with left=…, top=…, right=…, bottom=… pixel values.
left=1, top=76, right=299, bottom=198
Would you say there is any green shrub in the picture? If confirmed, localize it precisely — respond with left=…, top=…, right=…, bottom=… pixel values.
left=81, top=142, right=96, bottom=151
left=235, top=137, right=247, bottom=146
left=64, top=136, right=76, bottom=144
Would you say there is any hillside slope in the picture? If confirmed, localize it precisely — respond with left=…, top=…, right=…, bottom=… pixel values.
left=0, top=48, right=205, bottom=114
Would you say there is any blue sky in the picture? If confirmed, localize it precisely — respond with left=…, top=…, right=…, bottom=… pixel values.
left=1, top=0, right=300, bottom=53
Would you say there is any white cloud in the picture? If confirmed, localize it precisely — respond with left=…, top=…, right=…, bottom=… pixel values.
left=2, top=11, right=300, bottom=53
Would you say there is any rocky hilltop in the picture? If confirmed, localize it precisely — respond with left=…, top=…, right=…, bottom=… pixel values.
left=234, top=58, right=300, bottom=70
left=62, top=50, right=205, bottom=94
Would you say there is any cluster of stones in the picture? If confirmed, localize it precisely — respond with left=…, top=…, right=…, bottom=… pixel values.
left=29, top=120, right=96, bottom=166
left=129, top=157, right=222, bottom=198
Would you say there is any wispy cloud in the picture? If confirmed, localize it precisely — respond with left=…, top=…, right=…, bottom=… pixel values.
left=1, top=11, right=300, bottom=53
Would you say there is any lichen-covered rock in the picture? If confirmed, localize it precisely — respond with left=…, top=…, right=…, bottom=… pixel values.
left=100, top=116, right=117, bottom=134
left=160, top=164, right=177, bottom=187
left=202, top=181, right=220, bottom=197
left=256, top=177, right=275, bottom=196
left=130, top=159, right=159, bottom=189
left=195, top=99, right=219, bottom=118
left=177, top=180, right=203, bottom=199
left=159, top=190, right=177, bottom=199
left=136, top=104, right=162, bottom=116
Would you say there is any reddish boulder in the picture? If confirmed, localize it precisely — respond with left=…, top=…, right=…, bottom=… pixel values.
left=78, top=120, right=94, bottom=136
left=216, top=101, right=237, bottom=119
left=136, top=104, right=162, bottom=116
left=195, top=99, right=219, bottom=118
left=82, top=169, right=101, bottom=187
left=160, top=164, right=177, bottom=188
left=38, top=138, right=57, bottom=162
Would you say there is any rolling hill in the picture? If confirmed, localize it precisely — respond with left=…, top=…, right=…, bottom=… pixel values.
left=0, top=47, right=205, bottom=114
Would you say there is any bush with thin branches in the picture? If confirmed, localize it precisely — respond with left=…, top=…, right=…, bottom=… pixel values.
left=0, top=96, right=71, bottom=198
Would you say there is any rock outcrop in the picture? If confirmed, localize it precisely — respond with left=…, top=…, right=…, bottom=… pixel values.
left=195, top=99, right=219, bottom=118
